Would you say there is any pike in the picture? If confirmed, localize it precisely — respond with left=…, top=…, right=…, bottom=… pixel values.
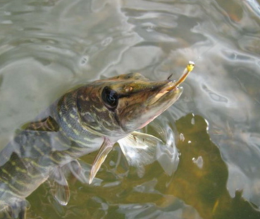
left=0, top=62, right=194, bottom=218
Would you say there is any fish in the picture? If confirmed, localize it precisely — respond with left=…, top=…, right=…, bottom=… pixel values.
left=0, top=61, right=194, bottom=219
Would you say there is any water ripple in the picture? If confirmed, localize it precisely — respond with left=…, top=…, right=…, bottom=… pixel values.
left=1, top=0, right=260, bottom=218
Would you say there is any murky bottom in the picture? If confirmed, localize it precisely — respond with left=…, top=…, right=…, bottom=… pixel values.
left=0, top=0, right=260, bottom=218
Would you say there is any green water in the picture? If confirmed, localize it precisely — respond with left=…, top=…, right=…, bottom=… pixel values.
left=0, top=0, right=260, bottom=218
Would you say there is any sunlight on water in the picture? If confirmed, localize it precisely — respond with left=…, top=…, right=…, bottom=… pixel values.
left=0, top=0, right=260, bottom=218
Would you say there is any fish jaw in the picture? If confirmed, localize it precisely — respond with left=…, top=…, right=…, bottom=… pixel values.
left=115, top=62, right=194, bottom=133
left=116, top=82, right=183, bottom=132
left=145, top=89, right=183, bottom=129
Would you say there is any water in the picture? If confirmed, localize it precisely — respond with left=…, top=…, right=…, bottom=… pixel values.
left=0, top=0, right=260, bottom=218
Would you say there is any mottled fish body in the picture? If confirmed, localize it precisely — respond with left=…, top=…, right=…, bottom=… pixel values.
left=0, top=62, right=194, bottom=219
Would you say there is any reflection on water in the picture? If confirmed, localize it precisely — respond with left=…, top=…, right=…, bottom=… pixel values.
left=0, top=0, right=260, bottom=218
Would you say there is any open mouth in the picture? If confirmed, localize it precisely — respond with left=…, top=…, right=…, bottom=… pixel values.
left=151, top=81, right=177, bottom=105
left=150, top=61, right=195, bottom=105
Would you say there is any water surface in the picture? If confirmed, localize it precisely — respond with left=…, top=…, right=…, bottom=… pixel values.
left=0, top=0, right=260, bottom=218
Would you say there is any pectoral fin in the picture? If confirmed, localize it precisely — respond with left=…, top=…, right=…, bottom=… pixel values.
left=22, top=116, right=59, bottom=132
left=68, top=159, right=89, bottom=184
left=118, top=131, right=163, bottom=177
left=89, top=139, right=113, bottom=184
left=119, top=130, right=180, bottom=177
left=49, top=167, right=70, bottom=206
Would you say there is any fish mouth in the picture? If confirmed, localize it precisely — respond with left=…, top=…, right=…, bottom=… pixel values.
left=149, top=61, right=194, bottom=106
left=147, top=81, right=181, bottom=106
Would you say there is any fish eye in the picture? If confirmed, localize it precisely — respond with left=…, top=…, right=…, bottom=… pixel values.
left=102, top=86, right=118, bottom=110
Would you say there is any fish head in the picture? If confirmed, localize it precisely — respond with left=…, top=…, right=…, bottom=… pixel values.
left=112, top=73, right=183, bottom=133
left=81, top=62, right=194, bottom=184
left=76, top=71, right=189, bottom=138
